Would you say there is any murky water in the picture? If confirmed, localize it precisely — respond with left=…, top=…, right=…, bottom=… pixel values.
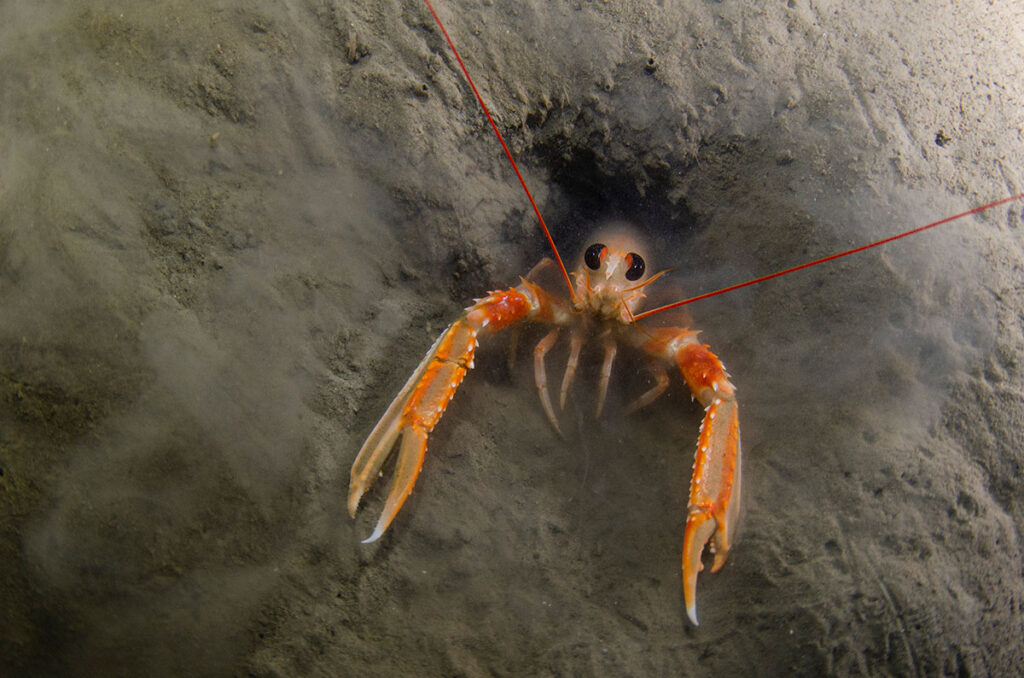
left=2, top=1, right=1023, bottom=676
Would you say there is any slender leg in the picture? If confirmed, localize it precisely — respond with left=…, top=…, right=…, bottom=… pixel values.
left=623, top=363, right=670, bottom=415
left=533, top=329, right=562, bottom=436
left=595, top=333, right=617, bottom=417
left=559, top=329, right=584, bottom=410
left=524, top=257, right=555, bottom=281
left=507, top=326, right=520, bottom=374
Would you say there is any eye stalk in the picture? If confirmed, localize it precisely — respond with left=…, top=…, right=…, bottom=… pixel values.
left=584, top=243, right=606, bottom=270
left=624, top=252, right=646, bottom=281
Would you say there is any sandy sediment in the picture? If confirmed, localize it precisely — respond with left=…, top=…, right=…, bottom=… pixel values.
left=1, top=1, right=1023, bottom=675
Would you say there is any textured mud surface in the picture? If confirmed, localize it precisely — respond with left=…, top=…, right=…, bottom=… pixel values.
left=2, top=1, right=1023, bottom=676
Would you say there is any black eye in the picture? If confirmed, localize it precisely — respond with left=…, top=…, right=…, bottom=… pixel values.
left=625, top=253, right=646, bottom=281
left=584, top=243, right=606, bottom=270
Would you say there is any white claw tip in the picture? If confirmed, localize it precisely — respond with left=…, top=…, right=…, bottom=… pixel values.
left=361, top=525, right=385, bottom=545
left=687, top=604, right=699, bottom=626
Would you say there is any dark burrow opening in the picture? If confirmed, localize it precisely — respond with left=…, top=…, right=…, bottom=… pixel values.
left=442, top=137, right=704, bottom=302
left=537, top=144, right=699, bottom=260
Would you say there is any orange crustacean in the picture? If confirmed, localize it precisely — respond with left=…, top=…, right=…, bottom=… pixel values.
left=349, top=226, right=741, bottom=626
left=348, top=0, right=1024, bottom=628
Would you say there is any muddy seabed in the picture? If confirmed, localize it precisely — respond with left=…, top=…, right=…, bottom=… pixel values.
left=2, top=1, right=1023, bottom=676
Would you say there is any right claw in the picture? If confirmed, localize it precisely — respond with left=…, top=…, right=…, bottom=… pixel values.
left=679, top=391, right=741, bottom=626
left=682, top=505, right=720, bottom=626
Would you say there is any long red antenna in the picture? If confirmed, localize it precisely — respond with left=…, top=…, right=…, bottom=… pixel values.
left=423, top=1, right=1022, bottom=318
left=423, top=0, right=576, bottom=303
left=633, top=192, right=1024, bottom=321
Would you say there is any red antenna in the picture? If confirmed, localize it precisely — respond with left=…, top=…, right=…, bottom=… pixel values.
left=633, top=191, right=1024, bottom=321
left=424, top=2, right=1024, bottom=318
left=423, top=0, right=576, bottom=304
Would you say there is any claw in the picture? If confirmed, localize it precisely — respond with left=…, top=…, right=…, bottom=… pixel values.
left=362, top=426, right=428, bottom=543
left=350, top=286, right=548, bottom=543
left=680, top=393, right=742, bottom=626
left=634, top=332, right=743, bottom=625
left=682, top=507, right=718, bottom=626
left=348, top=323, right=471, bottom=541
left=348, top=331, right=444, bottom=520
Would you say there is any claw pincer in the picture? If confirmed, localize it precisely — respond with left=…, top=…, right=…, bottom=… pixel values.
left=639, top=331, right=742, bottom=625
left=348, top=282, right=567, bottom=543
